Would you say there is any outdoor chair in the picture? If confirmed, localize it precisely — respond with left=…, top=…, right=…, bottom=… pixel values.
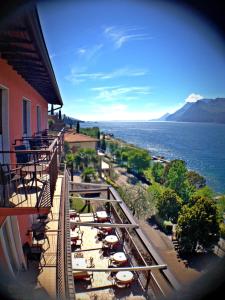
left=33, top=231, right=50, bottom=248
left=0, top=163, right=27, bottom=206
left=15, top=144, right=31, bottom=165
left=29, top=138, right=45, bottom=150
left=23, top=242, right=46, bottom=270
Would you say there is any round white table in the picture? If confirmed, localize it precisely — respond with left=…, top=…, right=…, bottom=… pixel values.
left=96, top=211, right=108, bottom=221
left=102, top=225, right=112, bottom=233
left=116, top=271, right=134, bottom=283
left=113, top=252, right=127, bottom=263
left=70, top=229, right=79, bottom=240
left=105, top=235, right=118, bottom=245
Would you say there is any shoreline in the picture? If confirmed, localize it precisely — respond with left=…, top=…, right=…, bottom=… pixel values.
left=104, top=134, right=222, bottom=195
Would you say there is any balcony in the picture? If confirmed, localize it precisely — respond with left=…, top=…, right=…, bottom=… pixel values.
left=64, top=181, right=180, bottom=299
left=0, top=129, right=64, bottom=215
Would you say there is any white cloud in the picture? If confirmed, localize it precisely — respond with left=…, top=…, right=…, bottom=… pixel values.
left=76, top=44, right=103, bottom=61
left=185, top=93, right=204, bottom=103
left=66, top=67, right=148, bottom=85
left=77, top=48, right=87, bottom=55
left=104, top=26, right=152, bottom=49
left=92, top=86, right=152, bottom=102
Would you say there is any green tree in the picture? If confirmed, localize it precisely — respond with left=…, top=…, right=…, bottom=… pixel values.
left=165, top=160, right=187, bottom=197
left=187, top=171, right=206, bottom=189
left=152, top=162, right=164, bottom=183
left=193, top=185, right=214, bottom=199
left=156, top=188, right=182, bottom=223
left=216, top=195, right=225, bottom=222
left=127, top=149, right=151, bottom=175
left=65, top=153, right=74, bottom=167
left=76, top=121, right=80, bottom=133
left=81, top=167, right=97, bottom=183
left=74, top=148, right=98, bottom=171
left=101, top=134, right=106, bottom=152
left=64, top=141, right=71, bottom=155
left=119, top=183, right=153, bottom=219
left=177, top=195, right=220, bottom=253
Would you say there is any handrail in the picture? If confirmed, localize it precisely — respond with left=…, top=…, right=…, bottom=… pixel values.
left=108, top=186, right=181, bottom=291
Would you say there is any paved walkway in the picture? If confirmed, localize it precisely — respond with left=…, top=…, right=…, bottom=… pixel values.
left=139, top=219, right=220, bottom=286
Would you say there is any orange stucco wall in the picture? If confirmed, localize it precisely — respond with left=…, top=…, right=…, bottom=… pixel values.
left=17, top=215, right=33, bottom=245
left=0, top=58, right=48, bottom=149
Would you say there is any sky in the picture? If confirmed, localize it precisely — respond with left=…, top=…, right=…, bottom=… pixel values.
left=38, top=0, right=225, bottom=121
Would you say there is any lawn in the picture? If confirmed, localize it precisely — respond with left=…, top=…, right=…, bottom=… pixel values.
left=70, top=197, right=93, bottom=213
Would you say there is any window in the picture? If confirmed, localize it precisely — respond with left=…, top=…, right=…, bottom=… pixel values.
left=0, top=89, right=2, bottom=135
left=22, top=99, right=30, bottom=135
left=37, top=106, right=41, bottom=132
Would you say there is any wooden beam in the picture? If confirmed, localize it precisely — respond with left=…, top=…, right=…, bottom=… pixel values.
left=3, top=54, right=40, bottom=62
left=72, top=265, right=167, bottom=272
left=70, top=188, right=108, bottom=193
left=0, top=37, right=32, bottom=44
left=70, top=181, right=109, bottom=188
left=0, top=46, right=36, bottom=54
left=0, top=207, right=50, bottom=216
left=69, top=196, right=121, bottom=203
left=70, top=222, right=139, bottom=229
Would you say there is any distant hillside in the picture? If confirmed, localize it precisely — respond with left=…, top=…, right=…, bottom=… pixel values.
left=150, top=112, right=170, bottom=121
left=166, top=98, right=225, bottom=123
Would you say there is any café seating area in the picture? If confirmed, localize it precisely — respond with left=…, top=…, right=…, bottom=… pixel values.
left=69, top=204, right=146, bottom=299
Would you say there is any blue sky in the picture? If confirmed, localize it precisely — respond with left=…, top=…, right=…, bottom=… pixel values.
left=38, top=0, right=225, bottom=121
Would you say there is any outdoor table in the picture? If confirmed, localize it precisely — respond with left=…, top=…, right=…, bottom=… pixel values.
left=70, top=228, right=80, bottom=241
left=70, top=219, right=80, bottom=230
left=102, top=226, right=113, bottom=233
left=105, top=235, right=118, bottom=245
left=22, top=164, right=45, bottom=184
left=113, top=252, right=127, bottom=263
left=116, top=271, right=134, bottom=283
left=31, top=222, right=45, bottom=232
left=99, top=222, right=112, bottom=232
left=96, top=211, right=108, bottom=221
left=70, top=211, right=78, bottom=219
left=72, top=257, right=88, bottom=277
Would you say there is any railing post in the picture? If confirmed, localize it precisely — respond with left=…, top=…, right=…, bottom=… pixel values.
left=145, top=270, right=151, bottom=291
left=70, top=163, right=74, bottom=182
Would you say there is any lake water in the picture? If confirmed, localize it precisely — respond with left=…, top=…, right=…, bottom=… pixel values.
left=82, top=121, right=225, bottom=194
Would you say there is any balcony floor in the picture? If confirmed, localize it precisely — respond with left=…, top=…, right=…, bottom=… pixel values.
left=14, top=174, right=62, bottom=300
left=72, top=213, right=147, bottom=300
left=8, top=173, right=50, bottom=208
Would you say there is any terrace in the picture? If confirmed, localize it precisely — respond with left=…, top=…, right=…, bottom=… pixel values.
left=0, top=129, right=64, bottom=211
left=0, top=129, right=67, bottom=299
left=0, top=130, right=180, bottom=299
left=67, top=182, right=180, bottom=299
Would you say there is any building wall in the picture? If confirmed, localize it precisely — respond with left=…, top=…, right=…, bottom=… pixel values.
left=0, top=58, right=48, bottom=149
left=70, top=141, right=97, bottom=153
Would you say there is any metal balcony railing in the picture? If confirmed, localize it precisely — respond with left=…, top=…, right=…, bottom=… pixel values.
left=0, top=128, right=65, bottom=209
left=69, top=181, right=180, bottom=299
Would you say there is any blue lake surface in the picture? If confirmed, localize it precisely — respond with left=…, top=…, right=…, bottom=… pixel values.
left=82, top=121, right=225, bottom=194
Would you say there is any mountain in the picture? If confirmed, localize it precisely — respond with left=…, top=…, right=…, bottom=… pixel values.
left=150, top=112, right=170, bottom=121
left=166, top=102, right=192, bottom=121
left=166, top=98, right=225, bottom=124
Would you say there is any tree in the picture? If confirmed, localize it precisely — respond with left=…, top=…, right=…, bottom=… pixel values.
left=165, top=160, right=187, bottom=197
left=64, top=141, right=71, bottom=155
left=81, top=167, right=97, bottom=183
left=127, top=149, right=151, bottom=175
left=73, top=148, right=98, bottom=171
left=76, top=121, right=80, bottom=133
left=177, top=195, right=220, bottom=253
left=156, top=188, right=182, bottom=223
left=119, top=183, right=153, bottom=219
left=152, top=162, right=164, bottom=183
left=187, top=171, right=206, bottom=189
left=193, top=185, right=214, bottom=199
left=101, top=134, right=106, bottom=152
